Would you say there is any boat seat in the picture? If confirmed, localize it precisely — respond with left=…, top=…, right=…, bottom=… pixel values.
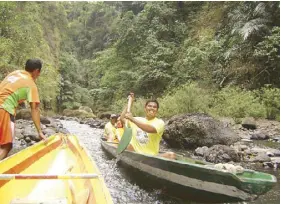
left=10, top=198, right=67, bottom=204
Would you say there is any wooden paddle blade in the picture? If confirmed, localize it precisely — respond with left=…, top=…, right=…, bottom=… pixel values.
left=116, top=127, right=132, bottom=154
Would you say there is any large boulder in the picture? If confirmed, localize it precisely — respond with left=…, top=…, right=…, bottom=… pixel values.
left=78, top=106, right=93, bottom=113
left=163, top=113, right=240, bottom=149
left=98, top=112, right=112, bottom=119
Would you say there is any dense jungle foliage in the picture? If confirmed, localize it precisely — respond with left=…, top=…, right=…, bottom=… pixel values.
left=0, top=1, right=280, bottom=120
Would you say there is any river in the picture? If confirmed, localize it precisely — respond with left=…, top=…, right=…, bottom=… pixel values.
left=60, top=120, right=280, bottom=204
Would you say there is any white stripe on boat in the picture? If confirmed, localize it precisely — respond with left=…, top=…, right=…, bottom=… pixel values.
left=27, top=149, right=75, bottom=200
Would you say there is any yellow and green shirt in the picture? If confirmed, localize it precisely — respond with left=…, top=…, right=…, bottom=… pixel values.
left=0, top=70, right=40, bottom=115
left=130, top=117, right=165, bottom=155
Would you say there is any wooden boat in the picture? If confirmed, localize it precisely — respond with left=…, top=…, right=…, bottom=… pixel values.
left=101, top=138, right=277, bottom=203
left=0, top=134, right=113, bottom=204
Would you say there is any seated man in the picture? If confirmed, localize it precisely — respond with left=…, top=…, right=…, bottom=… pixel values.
left=120, top=93, right=175, bottom=159
left=115, top=116, right=124, bottom=141
left=104, top=114, right=118, bottom=142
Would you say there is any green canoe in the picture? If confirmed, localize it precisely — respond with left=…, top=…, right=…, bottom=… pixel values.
left=101, top=138, right=277, bottom=203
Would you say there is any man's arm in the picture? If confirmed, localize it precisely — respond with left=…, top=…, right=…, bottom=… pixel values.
left=30, top=102, right=46, bottom=140
left=120, top=105, right=128, bottom=125
left=125, top=113, right=157, bottom=133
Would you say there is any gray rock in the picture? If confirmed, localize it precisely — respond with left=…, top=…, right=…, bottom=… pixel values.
left=40, top=116, right=51, bottom=124
left=24, top=136, right=31, bottom=143
left=205, top=145, right=241, bottom=163
left=249, top=153, right=271, bottom=162
left=242, top=117, right=257, bottom=130
left=250, top=131, right=269, bottom=140
left=163, top=113, right=240, bottom=149
left=22, top=126, right=39, bottom=141
left=266, top=149, right=280, bottom=157
left=194, top=146, right=209, bottom=157
left=43, top=128, right=56, bottom=136
left=263, top=162, right=274, bottom=168
left=20, top=139, right=27, bottom=146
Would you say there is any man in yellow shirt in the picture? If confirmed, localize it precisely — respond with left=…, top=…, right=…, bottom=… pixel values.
left=104, top=114, right=118, bottom=142
left=121, top=93, right=175, bottom=159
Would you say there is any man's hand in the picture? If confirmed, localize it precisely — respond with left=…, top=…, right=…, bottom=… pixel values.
left=128, top=92, right=135, bottom=102
left=125, top=112, right=134, bottom=121
left=38, top=132, right=48, bottom=144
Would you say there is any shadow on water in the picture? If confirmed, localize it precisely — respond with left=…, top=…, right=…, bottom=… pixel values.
left=61, top=120, right=280, bottom=204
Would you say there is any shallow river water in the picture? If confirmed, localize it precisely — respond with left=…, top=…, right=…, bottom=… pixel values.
left=60, top=120, right=280, bottom=204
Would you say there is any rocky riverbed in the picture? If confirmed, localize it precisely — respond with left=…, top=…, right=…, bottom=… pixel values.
left=6, top=114, right=280, bottom=204
left=10, top=114, right=280, bottom=171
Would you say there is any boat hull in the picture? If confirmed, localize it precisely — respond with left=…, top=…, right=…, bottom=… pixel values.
left=101, top=140, right=276, bottom=203
left=0, top=134, right=113, bottom=204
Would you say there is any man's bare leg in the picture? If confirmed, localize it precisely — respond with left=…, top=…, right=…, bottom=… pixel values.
left=159, top=151, right=176, bottom=160
left=0, top=143, right=12, bottom=160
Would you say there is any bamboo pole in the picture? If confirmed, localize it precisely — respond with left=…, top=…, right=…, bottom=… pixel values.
left=0, top=173, right=99, bottom=180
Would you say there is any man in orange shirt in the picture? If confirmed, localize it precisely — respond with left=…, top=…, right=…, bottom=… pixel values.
left=0, top=59, right=46, bottom=160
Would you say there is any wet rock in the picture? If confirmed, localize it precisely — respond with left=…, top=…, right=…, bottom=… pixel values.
left=194, top=146, right=209, bottom=157
left=57, top=127, right=70, bottom=134
left=80, top=118, right=95, bottom=125
left=249, top=153, right=271, bottom=162
left=43, top=128, right=56, bottom=136
left=24, top=136, right=31, bottom=143
left=232, top=143, right=249, bottom=152
left=99, top=112, right=112, bottom=119
left=249, top=147, right=268, bottom=155
left=266, top=149, right=280, bottom=157
left=204, top=145, right=241, bottom=163
left=20, top=139, right=26, bottom=146
left=271, top=137, right=280, bottom=142
left=242, top=117, right=257, bottom=130
left=89, top=120, right=106, bottom=129
left=15, top=129, right=24, bottom=140
left=250, top=131, right=269, bottom=140
left=22, top=126, right=39, bottom=141
left=40, top=116, right=51, bottom=124
left=263, top=162, right=275, bottom=168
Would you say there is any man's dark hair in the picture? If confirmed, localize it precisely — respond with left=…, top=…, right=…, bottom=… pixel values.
left=145, top=99, right=159, bottom=109
left=25, top=59, right=42, bottom=72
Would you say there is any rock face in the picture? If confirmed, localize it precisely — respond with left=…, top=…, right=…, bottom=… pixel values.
left=163, top=113, right=240, bottom=149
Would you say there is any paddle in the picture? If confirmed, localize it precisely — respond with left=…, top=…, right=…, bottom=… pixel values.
left=116, top=96, right=133, bottom=154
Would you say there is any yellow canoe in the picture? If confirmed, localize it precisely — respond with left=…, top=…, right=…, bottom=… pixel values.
left=0, top=134, right=113, bottom=204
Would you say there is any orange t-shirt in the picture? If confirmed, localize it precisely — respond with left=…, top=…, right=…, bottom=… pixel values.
left=0, top=70, right=40, bottom=115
